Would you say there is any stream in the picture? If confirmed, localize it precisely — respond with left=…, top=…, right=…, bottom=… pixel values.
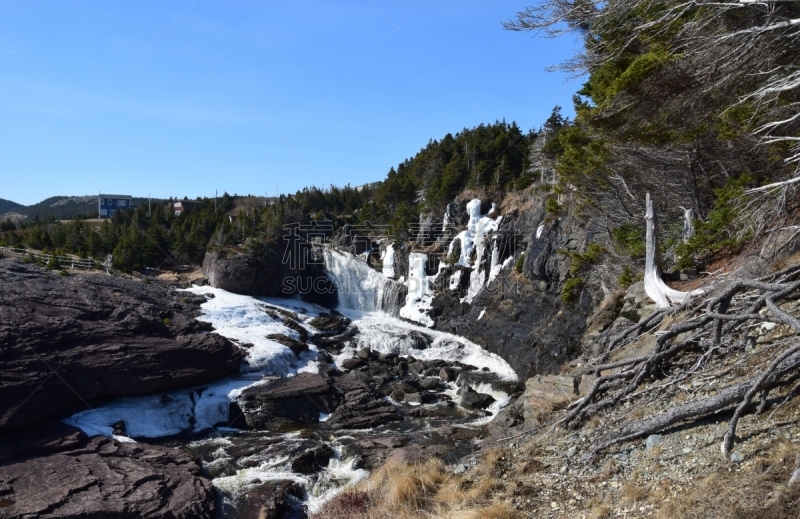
left=64, top=249, right=518, bottom=518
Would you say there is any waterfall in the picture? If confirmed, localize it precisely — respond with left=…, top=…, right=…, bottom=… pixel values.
left=322, top=248, right=406, bottom=315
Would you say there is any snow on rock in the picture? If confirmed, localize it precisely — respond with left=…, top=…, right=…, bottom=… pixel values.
left=65, top=286, right=323, bottom=440
left=536, top=225, right=544, bottom=239
left=334, top=312, right=517, bottom=381
left=382, top=243, right=395, bottom=278
left=447, top=199, right=503, bottom=268
left=399, top=253, right=440, bottom=327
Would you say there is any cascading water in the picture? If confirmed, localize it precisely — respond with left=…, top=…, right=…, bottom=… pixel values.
left=322, top=248, right=406, bottom=316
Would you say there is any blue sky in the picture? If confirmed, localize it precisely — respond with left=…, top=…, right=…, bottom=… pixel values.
left=0, top=1, right=581, bottom=205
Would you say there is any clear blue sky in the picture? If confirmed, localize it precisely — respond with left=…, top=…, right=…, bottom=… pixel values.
left=0, top=1, right=581, bottom=206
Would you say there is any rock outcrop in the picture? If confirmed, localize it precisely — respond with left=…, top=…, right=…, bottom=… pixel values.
left=202, top=247, right=289, bottom=296
left=0, top=424, right=216, bottom=519
left=432, top=199, right=605, bottom=379
left=0, top=262, right=244, bottom=433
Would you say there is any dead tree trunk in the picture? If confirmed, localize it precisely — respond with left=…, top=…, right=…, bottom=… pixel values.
left=644, top=193, right=702, bottom=308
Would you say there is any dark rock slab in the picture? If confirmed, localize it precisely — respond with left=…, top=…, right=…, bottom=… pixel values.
left=0, top=263, right=244, bottom=433
left=239, top=373, right=340, bottom=430
left=0, top=434, right=215, bottom=519
left=309, top=314, right=351, bottom=335
left=326, top=373, right=403, bottom=429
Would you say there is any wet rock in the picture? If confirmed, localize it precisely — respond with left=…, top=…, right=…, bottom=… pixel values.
left=0, top=262, right=244, bottom=433
left=239, top=373, right=339, bottom=430
left=407, top=330, right=432, bottom=350
left=408, top=360, right=427, bottom=375
left=0, top=434, right=215, bottom=519
left=418, top=377, right=440, bottom=390
left=309, top=314, right=351, bottom=335
left=390, top=389, right=406, bottom=401
left=356, top=348, right=373, bottom=360
left=341, top=357, right=367, bottom=370
left=326, top=372, right=402, bottom=429
left=378, top=352, right=398, bottom=363
left=439, top=367, right=458, bottom=382
left=241, top=480, right=305, bottom=519
left=405, top=392, right=437, bottom=405
left=460, top=387, right=495, bottom=410
left=291, top=444, right=334, bottom=474
left=266, top=333, right=308, bottom=357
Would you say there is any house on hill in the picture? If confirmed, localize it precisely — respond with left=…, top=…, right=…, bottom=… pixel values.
left=98, top=195, right=132, bottom=218
left=171, top=199, right=199, bottom=216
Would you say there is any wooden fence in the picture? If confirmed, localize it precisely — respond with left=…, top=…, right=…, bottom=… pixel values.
left=0, top=246, right=112, bottom=272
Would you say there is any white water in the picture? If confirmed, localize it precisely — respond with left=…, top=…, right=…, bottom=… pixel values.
left=323, top=248, right=405, bottom=315
left=382, top=243, right=395, bottom=278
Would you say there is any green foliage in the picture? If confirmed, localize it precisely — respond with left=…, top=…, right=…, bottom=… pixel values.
left=561, top=277, right=584, bottom=302
left=617, top=266, right=641, bottom=289
left=514, top=254, right=525, bottom=273
left=676, top=174, right=752, bottom=268
left=567, top=243, right=607, bottom=275
left=612, top=223, right=647, bottom=259
left=162, top=318, right=171, bottom=326
left=447, top=249, right=460, bottom=267
left=142, top=277, right=151, bottom=284
left=545, top=197, right=562, bottom=214
left=59, top=269, right=69, bottom=276
left=45, top=254, right=61, bottom=270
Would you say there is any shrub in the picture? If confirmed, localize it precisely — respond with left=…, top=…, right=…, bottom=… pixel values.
left=561, top=277, right=584, bottom=302
left=142, top=277, right=151, bottom=284
left=514, top=254, right=525, bottom=273
left=162, top=318, right=171, bottom=326
left=676, top=174, right=752, bottom=268
left=46, top=254, right=61, bottom=270
left=545, top=197, right=562, bottom=214
left=617, top=266, right=641, bottom=289
left=58, top=269, right=69, bottom=276
left=612, top=223, right=646, bottom=259
left=567, top=243, right=607, bottom=276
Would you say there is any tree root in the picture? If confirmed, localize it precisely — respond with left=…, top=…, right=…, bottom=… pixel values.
left=571, top=273, right=800, bottom=458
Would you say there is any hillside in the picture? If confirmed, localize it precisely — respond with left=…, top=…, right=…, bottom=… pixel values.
left=0, top=197, right=23, bottom=215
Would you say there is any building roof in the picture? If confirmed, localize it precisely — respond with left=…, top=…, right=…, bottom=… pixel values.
left=99, top=194, right=132, bottom=199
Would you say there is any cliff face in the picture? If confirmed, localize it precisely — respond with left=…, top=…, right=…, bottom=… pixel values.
left=431, top=199, right=608, bottom=379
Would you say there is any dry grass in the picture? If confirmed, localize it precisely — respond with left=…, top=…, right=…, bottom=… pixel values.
left=312, top=450, right=520, bottom=519
left=657, top=442, right=800, bottom=519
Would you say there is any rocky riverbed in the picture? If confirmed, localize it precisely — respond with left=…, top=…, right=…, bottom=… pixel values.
left=0, top=259, right=520, bottom=518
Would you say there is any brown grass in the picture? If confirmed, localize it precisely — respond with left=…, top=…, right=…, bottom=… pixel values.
left=312, top=450, right=521, bottom=519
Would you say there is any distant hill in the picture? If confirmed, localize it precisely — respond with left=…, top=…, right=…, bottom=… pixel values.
left=0, top=198, right=23, bottom=215
left=0, top=195, right=161, bottom=221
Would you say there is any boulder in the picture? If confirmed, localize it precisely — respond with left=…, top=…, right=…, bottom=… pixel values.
left=459, top=387, right=495, bottom=410
left=341, top=357, right=367, bottom=370
left=238, top=373, right=339, bottom=430
left=619, top=281, right=658, bottom=323
left=265, top=333, right=308, bottom=357
left=291, top=444, right=334, bottom=474
left=439, top=367, right=458, bottom=382
left=309, top=314, right=351, bottom=335
left=404, top=392, right=437, bottom=405
left=520, top=375, right=578, bottom=424
left=0, top=263, right=244, bottom=433
left=202, top=248, right=288, bottom=297
left=240, top=480, right=305, bottom=519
